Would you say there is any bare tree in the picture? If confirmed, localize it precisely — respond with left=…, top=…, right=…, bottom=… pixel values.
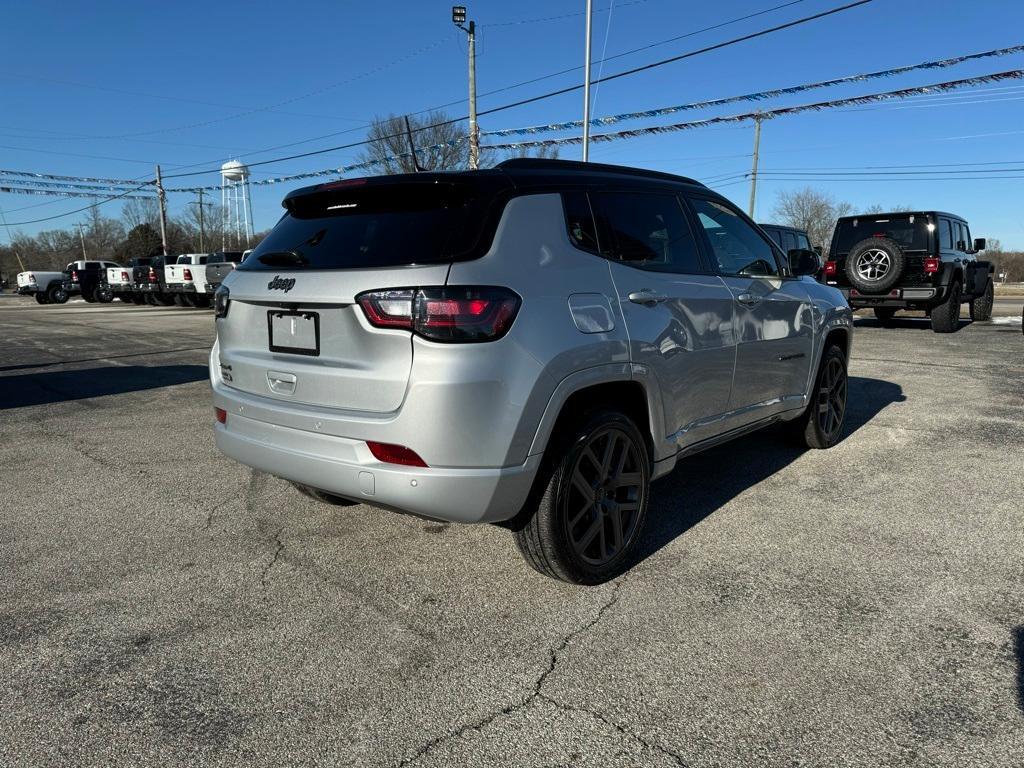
left=121, top=197, right=159, bottom=230
left=359, top=111, right=474, bottom=175
left=772, top=187, right=853, bottom=252
left=863, top=203, right=914, bottom=214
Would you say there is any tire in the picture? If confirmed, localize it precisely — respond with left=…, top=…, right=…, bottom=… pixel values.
left=844, top=237, right=906, bottom=294
left=144, top=293, right=158, bottom=306
left=132, top=295, right=146, bottom=305
left=173, top=294, right=185, bottom=307
left=82, top=291, right=97, bottom=303
left=183, top=294, right=198, bottom=308
left=47, top=284, right=69, bottom=304
left=873, top=307, right=897, bottom=325
left=789, top=345, right=848, bottom=450
left=291, top=482, right=357, bottom=506
left=156, top=294, right=176, bottom=306
left=930, top=281, right=962, bottom=333
left=34, top=292, right=50, bottom=304
left=513, top=409, right=650, bottom=585
left=95, top=286, right=114, bottom=303
left=969, top=278, right=993, bottom=321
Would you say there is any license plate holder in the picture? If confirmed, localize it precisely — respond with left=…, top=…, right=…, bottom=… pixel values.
left=268, top=310, right=320, bottom=356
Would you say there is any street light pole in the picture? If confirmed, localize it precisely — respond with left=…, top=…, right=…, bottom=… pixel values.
left=582, top=0, right=594, bottom=161
left=453, top=7, right=480, bottom=169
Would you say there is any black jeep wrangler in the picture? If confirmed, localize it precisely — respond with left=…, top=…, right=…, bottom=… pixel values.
left=823, top=211, right=993, bottom=332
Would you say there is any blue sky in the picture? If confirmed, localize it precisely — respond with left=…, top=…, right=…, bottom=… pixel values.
left=2, top=0, right=1023, bottom=247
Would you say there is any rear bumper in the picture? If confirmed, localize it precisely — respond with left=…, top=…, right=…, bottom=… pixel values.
left=166, top=283, right=198, bottom=294
left=135, top=283, right=163, bottom=292
left=16, top=286, right=37, bottom=295
left=213, top=403, right=541, bottom=524
left=839, top=286, right=943, bottom=308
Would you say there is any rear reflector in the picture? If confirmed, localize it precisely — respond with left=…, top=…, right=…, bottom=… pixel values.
left=824, top=261, right=837, bottom=276
left=214, top=407, right=227, bottom=424
left=923, top=257, right=940, bottom=274
left=366, top=441, right=427, bottom=467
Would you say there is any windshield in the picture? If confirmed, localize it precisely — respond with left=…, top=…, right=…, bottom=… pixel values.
left=240, top=180, right=505, bottom=271
left=833, top=214, right=931, bottom=254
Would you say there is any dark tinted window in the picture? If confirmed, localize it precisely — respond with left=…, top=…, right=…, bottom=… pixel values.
left=241, top=181, right=506, bottom=271
left=956, top=222, right=968, bottom=251
left=207, top=254, right=224, bottom=264
left=781, top=230, right=798, bottom=253
left=833, top=214, right=930, bottom=253
left=940, top=219, right=953, bottom=249
left=796, top=232, right=811, bottom=250
left=85, top=261, right=101, bottom=270
left=690, top=197, right=779, bottom=277
left=590, top=191, right=704, bottom=273
left=764, top=228, right=783, bottom=247
left=562, top=191, right=599, bottom=253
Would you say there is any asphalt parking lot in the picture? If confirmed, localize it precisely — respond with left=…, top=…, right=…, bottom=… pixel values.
left=1, top=295, right=1022, bottom=768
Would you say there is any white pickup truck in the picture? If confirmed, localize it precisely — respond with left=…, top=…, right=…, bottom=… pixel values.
left=17, top=269, right=69, bottom=304
left=164, top=253, right=215, bottom=307
left=106, top=257, right=155, bottom=304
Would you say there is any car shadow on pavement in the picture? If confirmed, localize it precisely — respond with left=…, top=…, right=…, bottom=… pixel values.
left=0, top=365, right=209, bottom=409
left=854, top=316, right=970, bottom=332
left=634, top=375, right=905, bottom=567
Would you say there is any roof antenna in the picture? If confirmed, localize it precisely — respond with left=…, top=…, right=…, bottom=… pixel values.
left=404, top=115, right=426, bottom=173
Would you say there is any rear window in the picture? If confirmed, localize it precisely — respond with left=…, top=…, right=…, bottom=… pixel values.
left=240, top=180, right=507, bottom=271
left=833, top=215, right=931, bottom=254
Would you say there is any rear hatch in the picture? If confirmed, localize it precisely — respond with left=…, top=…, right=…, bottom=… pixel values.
left=107, top=267, right=131, bottom=287
left=205, top=261, right=237, bottom=287
left=214, top=174, right=511, bottom=414
left=830, top=214, right=933, bottom=287
left=165, top=264, right=191, bottom=286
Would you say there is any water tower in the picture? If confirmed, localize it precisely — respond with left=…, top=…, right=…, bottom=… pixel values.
left=220, top=160, right=254, bottom=250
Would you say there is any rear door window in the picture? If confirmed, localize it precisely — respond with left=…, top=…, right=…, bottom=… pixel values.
left=796, top=233, right=811, bottom=250
left=833, top=215, right=930, bottom=253
left=940, top=219, right=953, bottom=250
left=688, top=197, right=780, bottom=277
left=764, top=228, right=783, bottom=247
left=781, top=230, right=798, bottom=253
left=589, top=190, right=705, bottom=274
left=241, top=180, right=508, bottom=271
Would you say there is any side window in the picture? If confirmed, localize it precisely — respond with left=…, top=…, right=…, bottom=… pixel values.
left=765, top=229, right=783, bottom=247
left=940, top=219, right=953, bottom=250
left=199, top=256, right=208, bottom=264
left=963, top=223, right=973, bottom=252
left=956, top=222, right=968, bottom=252
left=688, top=197, right=780, bottom=277
left=781, top=230, right=798, bottom=253
left=589, top=191, right=704, bottom=274
left=561, top=191, right=600, bottom=254
left=796, top=233, right=812, bottom=251
left=86, top=261, right=101, bottom=270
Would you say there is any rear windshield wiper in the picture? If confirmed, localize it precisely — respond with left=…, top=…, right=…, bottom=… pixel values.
left=258, top=250, right=308, bottom=266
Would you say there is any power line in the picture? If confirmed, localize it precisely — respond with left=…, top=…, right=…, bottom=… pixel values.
left=161, top=0, right=873, bottom=181
left=1, top=183, right=153, bottom=226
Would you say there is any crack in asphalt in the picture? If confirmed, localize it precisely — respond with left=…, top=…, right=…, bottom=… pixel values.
left=393, top=579, right=676, bottom=767
left=258, top=527, right=285, bottom=588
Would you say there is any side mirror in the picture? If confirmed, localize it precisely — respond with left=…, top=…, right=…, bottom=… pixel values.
left=788, top=248, right=821, bottom=277
left=973, top=237, right=986, bottom=252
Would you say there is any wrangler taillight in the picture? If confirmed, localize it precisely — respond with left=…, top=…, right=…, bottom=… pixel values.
left=148, top=267, right=157, bottom=283
left=71, top=270, right=79, bottom=283
left=357, top=286, right=520, bottom=342
left=924, top=258, right=940, bottom=274
left=824, top=261, right=837, bottom=276
left=183, top=268, right=193, bottom=281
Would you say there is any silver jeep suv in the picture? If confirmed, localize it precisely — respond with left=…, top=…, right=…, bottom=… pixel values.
left=211, top=159, right=852, bottom=584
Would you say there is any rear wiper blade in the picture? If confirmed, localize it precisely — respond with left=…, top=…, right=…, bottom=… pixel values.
left=258, top=250, right=308, bottom=266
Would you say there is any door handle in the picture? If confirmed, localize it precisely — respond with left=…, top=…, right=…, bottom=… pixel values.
left=628, top=289, right=668, bottom=306
left=737, top=292, right=762, bottom=306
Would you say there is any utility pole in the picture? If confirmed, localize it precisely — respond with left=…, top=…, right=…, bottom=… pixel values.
left=452, top=6, right=479, bottom=169
left=582, top=0, right=594, bottom=162
left=747, top=113, right=762, bottom=218
left=189, top=189, right=211, bottom=252
left=155, top=164, right=169, bottom=257
left=0, top=206, right=27, bottom=272
left=77, top=223, right=88, bottom=259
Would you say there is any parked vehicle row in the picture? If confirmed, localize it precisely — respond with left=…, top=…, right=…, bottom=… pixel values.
left=17, top=251, right=247, bottom=306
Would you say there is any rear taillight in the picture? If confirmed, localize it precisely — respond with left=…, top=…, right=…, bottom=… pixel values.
left=28, top=273, right=36, bottom=283
left=183, top=268, right=193, bottom=281
left=214, top=407, right=227, bottom=424
left=357, top=286, right=520, bottom=342
left=71, top=270, right=79, bottom=283
left=214, top=285, right=230, bottom=318
left=924, top=257, right=940, bottom=274
left=824, top=261, right=837, bottom=276
left=148, top=267, right=157, bottom=283
left=121, top=271, right=129, bottom=281
left=366, top=441, right=427, bottom=467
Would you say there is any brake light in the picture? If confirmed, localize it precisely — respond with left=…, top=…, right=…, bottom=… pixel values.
left=214, top=407, right=227, bottom=424
left=71, top=270, right=79, bottom=283
left=214, top=285, right=230, bottom=318
left=824, top=261, right=837, bottom=276
left=121, top=271, right=129, bottom=281
left=366, top=441, right=427, bottom=467
left=318, top=178, right=368, bottom=191
left=148, top=267, right=157, bottom=283
left=357, top=286, right=521, bottom=342
left=183, top=268, right=193, bottom=281
left=28, top=273, right=36, bottom=283
left=924, top=258, right=940, bottom=274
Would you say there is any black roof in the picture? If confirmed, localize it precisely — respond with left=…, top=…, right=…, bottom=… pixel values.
left=837, top=211, right=966, bottom=222
left=285, top=158, right=707, bottom=203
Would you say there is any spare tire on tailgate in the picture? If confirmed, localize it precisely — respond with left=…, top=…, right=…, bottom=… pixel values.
left=844, top=236, right=906, bottom=294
